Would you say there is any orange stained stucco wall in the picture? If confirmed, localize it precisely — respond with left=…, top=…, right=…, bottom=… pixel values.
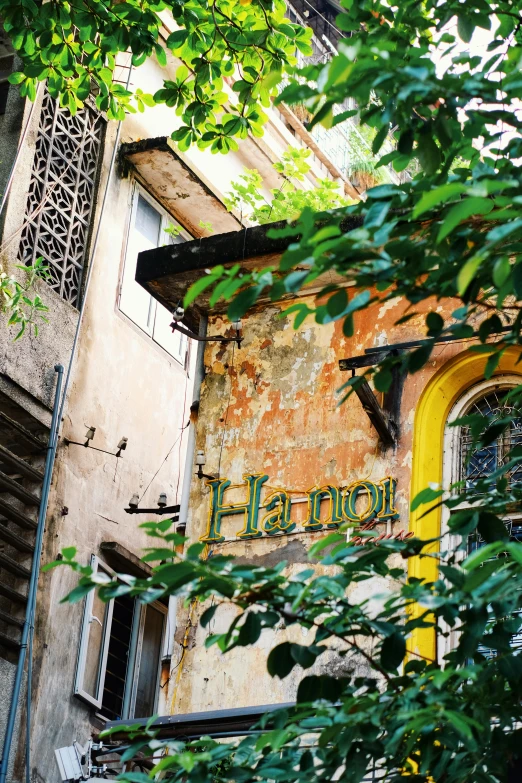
left=169, top=291, right=520, bottom=715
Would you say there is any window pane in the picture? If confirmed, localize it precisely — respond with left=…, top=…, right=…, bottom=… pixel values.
left=101, top=595, right=135, bottom=721
left=152, top=302, right=187, bottom=363
left=134, top=605, right=164, bottom=718
left=462, top=391, right=522, bottom=489
left=119, top=194, right=162, bottom=334
left=135, top=196, right=162, bottom=244
left=82, top=589, right=110, bottom=700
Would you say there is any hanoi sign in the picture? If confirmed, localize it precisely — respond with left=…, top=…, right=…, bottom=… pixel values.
left=200, top=474, right=403, bottom=543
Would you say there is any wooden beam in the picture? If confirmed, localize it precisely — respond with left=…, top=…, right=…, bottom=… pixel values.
left=353, top=378, right=396, bottom=448
left=339, top=350, right=393, bottom=371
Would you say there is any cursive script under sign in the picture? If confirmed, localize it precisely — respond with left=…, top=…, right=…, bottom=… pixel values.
left=200, top=475, right=412, bottom=544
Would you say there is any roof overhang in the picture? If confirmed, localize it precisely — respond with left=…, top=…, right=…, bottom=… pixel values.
left=120, top=137, right=241, bottom=238
left=135, top=213, right=363, bottom=329
left=104, top=702, right=296, bottom=741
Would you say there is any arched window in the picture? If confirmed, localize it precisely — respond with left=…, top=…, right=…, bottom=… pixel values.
left=440, top=377, right=522, bottom=658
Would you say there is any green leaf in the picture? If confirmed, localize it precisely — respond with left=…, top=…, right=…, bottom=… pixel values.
left=438, top=197, right=493, bottom=244
left=417, top=135, right=441, bottom=175
left=411, top=485, right=443, bottom=512
left=184, top=269, right=224, bottom=307
left=457, top=15, right=475, bottom=43
left=227, top=286, right=261, bottom=320
left=477, top=511, right=509, bottom=543
left=326, top=289, right=348, bottom=318
left=426, top=312, right=444, bottom=333
left=267, top=642, right=295, bottom=678
left=8, top=72, right=26, bottom=85
left=167, top=30, right=188, bottom=51
left=413, top=183, right=467, bottom=218
left=381, top=632, right=405, bottom=671
left=457, top=252, right=486, bottom=295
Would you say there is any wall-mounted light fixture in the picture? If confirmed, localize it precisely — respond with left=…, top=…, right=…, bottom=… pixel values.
left=84, top=426, right=96, bottom=446
left=157, top=492, right=168, bottom=508
left=195, top=450, right=216, bottom=481
left=170, top=307, right=242, bottom=348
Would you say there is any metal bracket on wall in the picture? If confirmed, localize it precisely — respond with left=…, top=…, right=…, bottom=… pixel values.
left=339, top=350, right=405, bottom=449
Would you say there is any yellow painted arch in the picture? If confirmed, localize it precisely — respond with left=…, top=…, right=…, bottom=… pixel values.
left=408, top=346, right=522, bottom=662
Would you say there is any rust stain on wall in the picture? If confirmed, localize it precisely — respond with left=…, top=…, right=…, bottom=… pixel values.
left=170, top=290, right=473, bottom=716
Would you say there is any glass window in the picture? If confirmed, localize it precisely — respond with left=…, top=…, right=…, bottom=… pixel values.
left=134, top=604, right=165, bottom=718
left=119, top=187, right=189, bottom=364
left=461, top=390, right=522, bottom=490
left=75, top=555, right=166, bottom=719
left=457, top=388, right=522, bottom=658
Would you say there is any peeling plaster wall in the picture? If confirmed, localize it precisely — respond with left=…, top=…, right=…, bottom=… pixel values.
left=15, top=120, right=198, bottom=783
left=169, top=293, right=477, bottom=716
left=0, top=46, right=340, bottom=783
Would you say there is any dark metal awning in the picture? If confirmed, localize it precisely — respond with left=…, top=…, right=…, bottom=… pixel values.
left=135, top=213, right=362, bottom=329
left=104, top=702, right=296, bottom=740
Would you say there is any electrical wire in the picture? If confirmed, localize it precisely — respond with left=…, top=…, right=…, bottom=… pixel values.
left=175, top=373, right=190, bottom=504
left=138, top=421, right=190, bottom=504
left=300, top=0, right=344, bottom=38
left=217, top=342, right=236, bottom=477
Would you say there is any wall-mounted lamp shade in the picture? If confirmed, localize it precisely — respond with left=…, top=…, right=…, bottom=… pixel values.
left=129, top=494, right=139, bottom=508
left=232, top=320, right=242, bottom=331
left=172, top=306, right=185, bottom=323
left=195, top=450, right=206, bottom=467
left=117, top=437, right=128, bottom=451
left=157, top=492, right=168, bottom=508
left=85, top=426, right=96, bottom=441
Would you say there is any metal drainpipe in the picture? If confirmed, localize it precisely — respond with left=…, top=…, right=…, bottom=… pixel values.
left=0, top=364, right=64, bottom=783
left=177, top=315, right=208, bottom=533
left=165, top=316, right=207, bottom=660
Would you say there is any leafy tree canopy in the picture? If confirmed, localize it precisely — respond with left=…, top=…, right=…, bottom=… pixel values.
left=223, top=146, right=351, bottom=224
left=10, top=0, right=522, bottom=780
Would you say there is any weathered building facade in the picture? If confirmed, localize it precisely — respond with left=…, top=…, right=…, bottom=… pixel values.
left=130, top=223, right=522, bottom=723
left=0, top=5, right=360, bottom=782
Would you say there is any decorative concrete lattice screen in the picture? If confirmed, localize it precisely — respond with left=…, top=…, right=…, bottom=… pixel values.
left=18, top=89, right=104, bottom=306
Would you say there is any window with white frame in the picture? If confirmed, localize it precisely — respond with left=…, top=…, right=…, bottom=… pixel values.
left=74, top=556, right=167, bottom=721
left=441, top=377, right=522, bottom=659
left=119, top=185, right=190, bottom=365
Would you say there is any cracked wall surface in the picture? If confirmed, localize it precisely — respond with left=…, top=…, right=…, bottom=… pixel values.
left=169, top=290, right=485, bottom=715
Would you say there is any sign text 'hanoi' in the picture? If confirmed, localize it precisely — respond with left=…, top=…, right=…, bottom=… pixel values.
left=200, top=475, right=400, bottom=543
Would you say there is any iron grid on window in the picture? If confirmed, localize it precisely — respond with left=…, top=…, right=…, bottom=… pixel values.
left=18, top=89, right=104, bottom=307
left=460, top=390, right=522, bottom=490
left=459, top=389, right=522, bottom=659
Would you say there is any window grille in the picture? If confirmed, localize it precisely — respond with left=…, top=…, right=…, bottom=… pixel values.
left=460, top=391, right=522, bottom=489
left=459, top=389, right=522, bottom=659
left=18, top=89, right=104, bottom=307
